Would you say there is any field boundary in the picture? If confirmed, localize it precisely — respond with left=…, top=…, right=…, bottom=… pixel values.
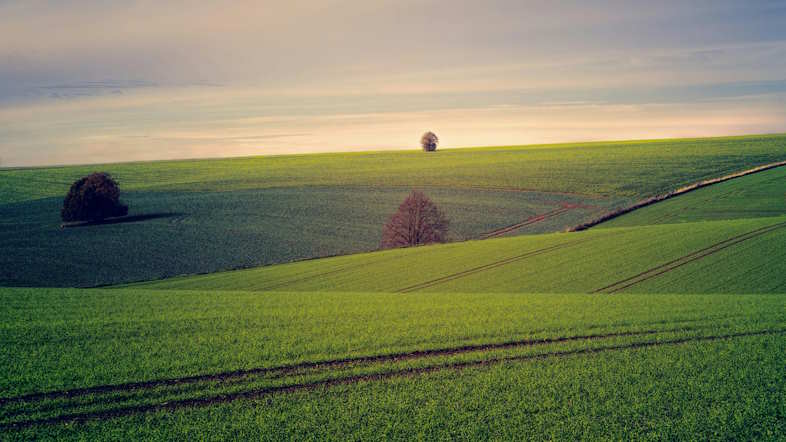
left=2, top=328, right=782, bottom=429
left=568, top=160, right=786, bottom=231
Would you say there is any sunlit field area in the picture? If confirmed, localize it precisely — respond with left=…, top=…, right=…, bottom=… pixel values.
left=2, top=133, right=786, bottom=439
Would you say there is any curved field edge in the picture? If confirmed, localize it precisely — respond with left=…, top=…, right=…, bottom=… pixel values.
left=129, top=215, right=786, bottom=293
left=567, top=160, right=786, bottom=231
left=3, top=134, right=786, bottom=288
left=599, top=161, right=786, bottom=228
left=0, top=186, right=610, bottom=288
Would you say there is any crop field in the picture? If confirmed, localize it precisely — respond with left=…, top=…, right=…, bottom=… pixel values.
left=601, top=164, right=786, bottom=228
left=1, top=288, right=784, bottom=439
left=1, top=135, right=786, bottom=439
left=2, top=134, right=786, bottom=287
left=0, top=186, right=603, bottom=287
left=6, top=334, right=783, bottom=440
left=133, top=215, right=786, bottom=294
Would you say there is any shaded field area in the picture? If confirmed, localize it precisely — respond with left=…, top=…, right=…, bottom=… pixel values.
left=1, top=288, right=784, bottom=438
left=135, top=216, right=786, bottom=294
left=2, top=134, right=785, bottom=287
left=0, top=186, right=604, bottom=287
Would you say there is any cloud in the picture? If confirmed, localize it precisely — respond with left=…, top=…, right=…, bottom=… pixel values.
left=1, top=1, right=786, bottom=165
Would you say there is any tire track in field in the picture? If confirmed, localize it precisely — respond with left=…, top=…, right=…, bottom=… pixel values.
left=1, top=315, right=736, bottom=405
left=397, top=237, right=593, bottom=293
left=479, top=206, right=573, bottom=239
left=2, top=328, right=783, bottom=429
left=0, top=325, right=680, bottom=406
left=0, top=324, right=725, bottom=422
left=593, top=220, right=786, bottom=293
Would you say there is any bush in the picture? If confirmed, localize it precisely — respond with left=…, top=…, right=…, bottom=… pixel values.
left=61, top=172, right=128, bottom=222
left=381, top=190, right=449, bottom=249
left=421, top=131, right=439, bottom=152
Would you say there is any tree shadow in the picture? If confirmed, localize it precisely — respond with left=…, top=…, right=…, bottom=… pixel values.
left=60, top=213, right=184, bottom=228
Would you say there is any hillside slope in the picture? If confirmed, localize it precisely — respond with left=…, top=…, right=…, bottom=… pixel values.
left=2, top=134, right=785, bottom=287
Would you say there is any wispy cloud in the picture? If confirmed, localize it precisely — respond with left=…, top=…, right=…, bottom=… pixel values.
left=1, top=1, right=785, bottom=166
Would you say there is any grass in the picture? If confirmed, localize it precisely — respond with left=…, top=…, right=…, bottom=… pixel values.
left=3, top=134, right=786, bottom=438
left=8, top=334, right=783, bottom=440
left=2, top=134, right=785, bottom=287
left=3, top=134, right=786, bottom=204
left=5, top=288, right=784, bottom=396
left=0, top=287, right=783, bottom=439
left=1, top=186, right=601, bottom=287
left=133, top=215, right=786, bottom=294
left=600, top=164, right=786, bottom=227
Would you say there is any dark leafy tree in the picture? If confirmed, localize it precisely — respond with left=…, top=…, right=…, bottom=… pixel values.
left=61, top=172, right=128, bottom=222
left=421, top=131, right=439, bottom=152
left=381, top=190, right=449, bottom=249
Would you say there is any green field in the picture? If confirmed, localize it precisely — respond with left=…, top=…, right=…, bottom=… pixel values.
left=1, top=288, right=784, bottom=439
left=7, top=334, right=783, bottom=440
left=601, top=164, right=786, bottom=227
left=2, top=134, right=785, bottom=287
left=133, top=216, right=786, bottom=294
left=2, top=135, right=786, bottom=439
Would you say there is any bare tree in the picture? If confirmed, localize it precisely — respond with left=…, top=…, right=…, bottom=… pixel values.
left=381, top=190, right=449, bottom=249
left=421, top=131, right=439, bottom=152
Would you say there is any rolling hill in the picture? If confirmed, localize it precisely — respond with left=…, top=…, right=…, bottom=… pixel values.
left=2, top=134, right=786, bottom=287
left=1, top=135, right=785, bottom=439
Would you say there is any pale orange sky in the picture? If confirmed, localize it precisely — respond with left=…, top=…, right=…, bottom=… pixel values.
left=1, top=1, right=786, bottom=166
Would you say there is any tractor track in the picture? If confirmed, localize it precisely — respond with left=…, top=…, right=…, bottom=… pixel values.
left=480, top=206, right=573, bottom=239
left=1, top=315, right=740, bottom=406
left=593, top=220, right=786, bottom=293
left=396, top=237, right=593, bottom=293
left=0, top=324, right=683, bottom=406
left=2, top=328, right=782, bottom=430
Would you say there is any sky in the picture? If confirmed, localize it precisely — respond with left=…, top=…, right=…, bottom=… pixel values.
left=1, top=0, right=786, bottom=167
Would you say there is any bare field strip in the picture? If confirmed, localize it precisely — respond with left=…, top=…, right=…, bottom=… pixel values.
left=2, top=327, right=782, bottom=430
left=593, top=220, right=786, bottom=293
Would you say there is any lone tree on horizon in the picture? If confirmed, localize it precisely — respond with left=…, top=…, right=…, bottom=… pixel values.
left=381, top=190, right=449, bottom=249
left=61, top=172, right=128, bottom=222
left=421, top=131, right=439, bottom=152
